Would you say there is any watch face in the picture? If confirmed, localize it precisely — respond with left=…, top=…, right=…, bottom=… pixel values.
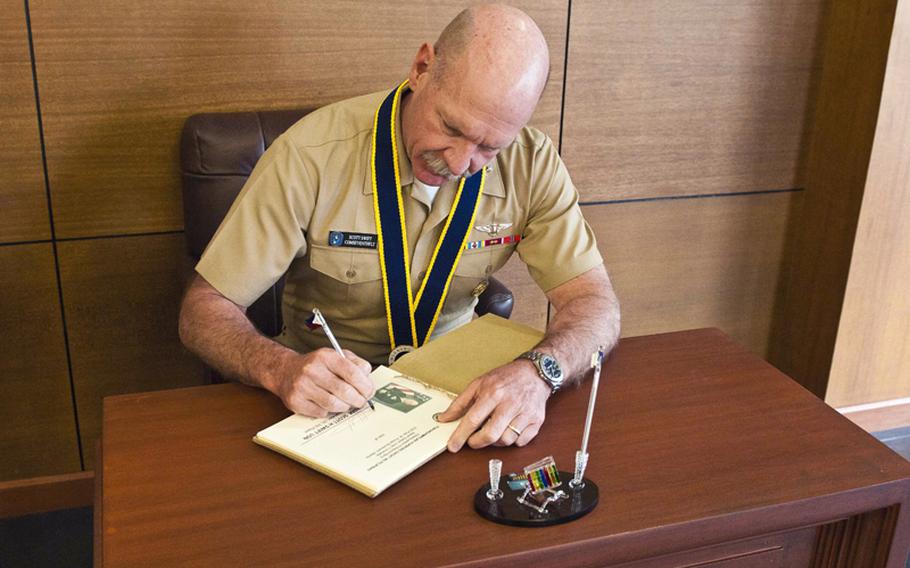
left=541, top=355, right=563, bottom=381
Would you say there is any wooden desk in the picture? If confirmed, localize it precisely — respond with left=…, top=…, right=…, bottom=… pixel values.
left=96, top=329, right=910, bottom=566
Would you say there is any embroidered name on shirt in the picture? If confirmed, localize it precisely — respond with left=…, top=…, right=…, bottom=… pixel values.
left=328, top=231, right=378, bottom=249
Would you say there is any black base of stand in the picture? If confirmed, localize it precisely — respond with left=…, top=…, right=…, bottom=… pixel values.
left=473, top=471, right=599, bottom=527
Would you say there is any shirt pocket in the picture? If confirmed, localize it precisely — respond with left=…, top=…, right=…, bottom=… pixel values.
left=444, top=249, right=494, bottom=313
left=307, top=244, right=384, bottom=318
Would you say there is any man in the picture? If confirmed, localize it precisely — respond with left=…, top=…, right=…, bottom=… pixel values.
left=179, top=4, right=620, bottom=453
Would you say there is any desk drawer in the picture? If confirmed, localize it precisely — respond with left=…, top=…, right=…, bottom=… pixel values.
left=607, top=526, right=816, bottom=567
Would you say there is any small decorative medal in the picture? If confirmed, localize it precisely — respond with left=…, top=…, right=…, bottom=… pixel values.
left=387, top=344, right=415, bottom=365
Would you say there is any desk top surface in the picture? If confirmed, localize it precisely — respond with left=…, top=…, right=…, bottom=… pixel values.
left=99, top=329, right=910, bottom=567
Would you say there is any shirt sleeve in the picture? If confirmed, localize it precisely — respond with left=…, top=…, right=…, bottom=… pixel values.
left=516, top=135, right=603, bottom=292
left=195, top=136, right=315, bottom=307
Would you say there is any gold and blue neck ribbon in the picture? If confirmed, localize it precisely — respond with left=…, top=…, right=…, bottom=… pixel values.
left=371, top=80, right=486, bottom=350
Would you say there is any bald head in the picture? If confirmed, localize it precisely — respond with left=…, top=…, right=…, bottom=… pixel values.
left=431, top=5, right=550, bottom=113
left=399, top=5, right=551, bottom=184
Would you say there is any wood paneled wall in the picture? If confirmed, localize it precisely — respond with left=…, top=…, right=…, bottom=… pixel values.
left=561, top=0, right=822, bottom=202
left=0, top=0, right=895, bottom=483
left=563, top=0, right=822, bottom=353
left=0, top=0, right=78, bottom=481
left=0, top=0, right=49, bottom=243
left=584, top=194, right=796, bottom=356
left=57, top=235, right=202, bottom=467
left=0, top=245, right=79, bottom=479
left=827, top=0, right=910, bottom=408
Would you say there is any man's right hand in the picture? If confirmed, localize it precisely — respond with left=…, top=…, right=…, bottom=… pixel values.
left=268, top=348, right=374, bottom=418
left=179, top=274, right=375, bottom=417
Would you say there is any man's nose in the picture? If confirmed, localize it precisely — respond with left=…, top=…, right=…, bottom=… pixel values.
left=445, top=140, right=477, bottom=177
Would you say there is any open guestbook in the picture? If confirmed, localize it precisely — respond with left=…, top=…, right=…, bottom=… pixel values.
left=253, top=314, right=543, bottom=497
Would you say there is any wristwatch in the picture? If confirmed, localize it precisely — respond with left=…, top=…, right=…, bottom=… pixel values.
left=517, top=351, right=565, bottom=394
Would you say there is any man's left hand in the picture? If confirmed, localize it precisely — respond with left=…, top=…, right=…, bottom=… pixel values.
left=436, top=359, right=551, bottom=452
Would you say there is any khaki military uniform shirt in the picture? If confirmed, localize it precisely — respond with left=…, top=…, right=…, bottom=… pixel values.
left=196, top=89, right=603, bottom=365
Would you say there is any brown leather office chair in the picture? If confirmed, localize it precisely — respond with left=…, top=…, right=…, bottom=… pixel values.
left=179, top=109, right=514, bottom=370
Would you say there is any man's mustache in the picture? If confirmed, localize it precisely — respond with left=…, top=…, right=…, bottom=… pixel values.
left=421, top=151, right=458, bottom=180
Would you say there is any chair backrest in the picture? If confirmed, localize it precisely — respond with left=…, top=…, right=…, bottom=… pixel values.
left=180, top=109, right=313, bottom=336
left=179, top=108, right=514, bottom=340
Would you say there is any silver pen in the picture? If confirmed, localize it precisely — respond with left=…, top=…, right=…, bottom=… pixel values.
left=312, top=308, right=375, bottom=410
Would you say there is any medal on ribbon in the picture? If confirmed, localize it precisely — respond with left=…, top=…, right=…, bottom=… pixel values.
left=371, top=80, right=486, bottom=350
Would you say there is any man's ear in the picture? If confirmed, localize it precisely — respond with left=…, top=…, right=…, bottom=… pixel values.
left=408, top=43, right=436, bottom=91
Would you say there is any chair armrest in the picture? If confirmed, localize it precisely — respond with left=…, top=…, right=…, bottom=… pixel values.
left=474, top=277, right=514, bottom=319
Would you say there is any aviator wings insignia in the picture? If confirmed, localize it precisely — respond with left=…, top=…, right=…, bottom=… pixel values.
left=474, top=222, right=512, bottom=237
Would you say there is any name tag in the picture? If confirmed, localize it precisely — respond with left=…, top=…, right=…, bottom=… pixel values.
left=328, top=231, right=378, bottom=249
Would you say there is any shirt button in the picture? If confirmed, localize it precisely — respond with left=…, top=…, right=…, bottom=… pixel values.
left=346, top=269, right=356, bottom=279
left=485, top=265, right=493, bottom=275
left=418, top=270, right=427, bottom=280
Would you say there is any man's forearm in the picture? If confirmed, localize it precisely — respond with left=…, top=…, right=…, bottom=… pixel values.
left=178, top=275, right=293, bottom=393
left=536, top=266, right=621, bottom=385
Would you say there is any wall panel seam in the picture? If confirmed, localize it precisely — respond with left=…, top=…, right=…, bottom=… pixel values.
left=0, top=239, right=53, bottom=248
left=580, top=187, right=804, bottom=208
left=24, top=0, right=85, bottom=470
left=56, top=230, right=186, bottom=243
left=557, top=0, right=572, bottom=156
left=548, top=0, right=573, bottom=329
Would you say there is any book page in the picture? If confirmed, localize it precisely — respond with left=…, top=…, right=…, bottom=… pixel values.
left=254, top=366, right=457, bottom=497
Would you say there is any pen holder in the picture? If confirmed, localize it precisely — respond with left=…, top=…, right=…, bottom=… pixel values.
left=474, top=468, right=599, bottom=527
left=569, top=450, right=589, bottom=489
left=486, top=459, right=503, bottom=500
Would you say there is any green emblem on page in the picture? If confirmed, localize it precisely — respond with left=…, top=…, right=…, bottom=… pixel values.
left=372, top=382, right=431, bottom=413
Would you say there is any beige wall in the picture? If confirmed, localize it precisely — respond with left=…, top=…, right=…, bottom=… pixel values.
left=0, top=0, right=893, bottom=482
left=827, top=0, right=910, bottom=408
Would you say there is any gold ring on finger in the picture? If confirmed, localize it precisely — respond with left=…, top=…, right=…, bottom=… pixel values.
left=507, top=424, right=523, bottom=436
